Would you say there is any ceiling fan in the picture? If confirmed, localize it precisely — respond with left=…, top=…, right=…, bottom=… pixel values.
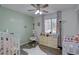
left=27, top=4, right=48, bottom=15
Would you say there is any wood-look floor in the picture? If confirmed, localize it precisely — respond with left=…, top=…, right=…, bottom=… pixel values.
left=20, top=43, right=62, bottom=55
left=39, top=44, right=62, bottom=55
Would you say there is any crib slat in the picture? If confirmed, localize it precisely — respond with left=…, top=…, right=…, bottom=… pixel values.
left=0, top=32, right=19, bottom=55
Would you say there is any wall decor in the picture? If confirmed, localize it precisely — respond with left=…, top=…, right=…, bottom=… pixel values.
left=24, top=25, right=27, bottom=28
left=37, top=22, right=40, bottom=26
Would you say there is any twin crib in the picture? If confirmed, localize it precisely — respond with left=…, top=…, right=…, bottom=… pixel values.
left=0, top=32, right=20, bottom=55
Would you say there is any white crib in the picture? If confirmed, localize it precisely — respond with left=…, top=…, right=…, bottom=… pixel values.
left=0, top=32, right=20, bottom=55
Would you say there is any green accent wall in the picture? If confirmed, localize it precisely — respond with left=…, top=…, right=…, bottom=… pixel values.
left=0, top=6, right=34, bottom=45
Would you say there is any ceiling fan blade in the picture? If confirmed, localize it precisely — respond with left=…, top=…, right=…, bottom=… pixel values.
left=31, top=4, right=41, bottom=9
left=27, top=9, right=35, bottom=11
left=42, top=4, right=48, bottom=8
left=35, top=4, right=40, bottom=10
left=43, top=10, right=48, bottom=13
left=31, top=4, right=37, bottom=8
left=37, top=4, right=40, bottom=6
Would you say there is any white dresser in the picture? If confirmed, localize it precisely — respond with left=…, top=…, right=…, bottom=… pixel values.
left=39, top=35, right=58, bottom=48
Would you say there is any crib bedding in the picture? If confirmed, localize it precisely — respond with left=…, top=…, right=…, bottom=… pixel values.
left=0, top=32, right=19, bottom=55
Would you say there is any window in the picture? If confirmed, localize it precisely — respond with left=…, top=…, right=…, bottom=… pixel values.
left=45, top=19, right=51, bottom=33
left=45, top=18, right=57, bottom=34
left=52, top=18, right=57, bottom=34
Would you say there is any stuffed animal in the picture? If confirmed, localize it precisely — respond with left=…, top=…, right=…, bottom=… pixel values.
left=73, top=34, right=79, bottom=43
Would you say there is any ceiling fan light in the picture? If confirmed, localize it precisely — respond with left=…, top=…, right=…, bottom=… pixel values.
left=35, top=10, right=40, bottom=14
left=39, top=11, right=43, bottom=15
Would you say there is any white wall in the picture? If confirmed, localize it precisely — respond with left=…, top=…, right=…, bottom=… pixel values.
left=61, top=9, right=78, bottom=40
left=34, top=16, right=43, bottom=41
left=44, top=13, right=57, bottom=19
left=77, top=9, right=79, bottom=33
left=77, top=13, right=79, bottom=33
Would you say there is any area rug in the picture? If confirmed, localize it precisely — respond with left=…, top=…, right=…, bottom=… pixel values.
left=23, top=46, right=47, bottom=55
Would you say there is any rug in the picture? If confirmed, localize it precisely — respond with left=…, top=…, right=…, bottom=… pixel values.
left=23, top=46, right=47, bottom=55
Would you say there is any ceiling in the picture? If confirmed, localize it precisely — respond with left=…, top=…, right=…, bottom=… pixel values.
left=1, top=4, right=77, bottom=17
